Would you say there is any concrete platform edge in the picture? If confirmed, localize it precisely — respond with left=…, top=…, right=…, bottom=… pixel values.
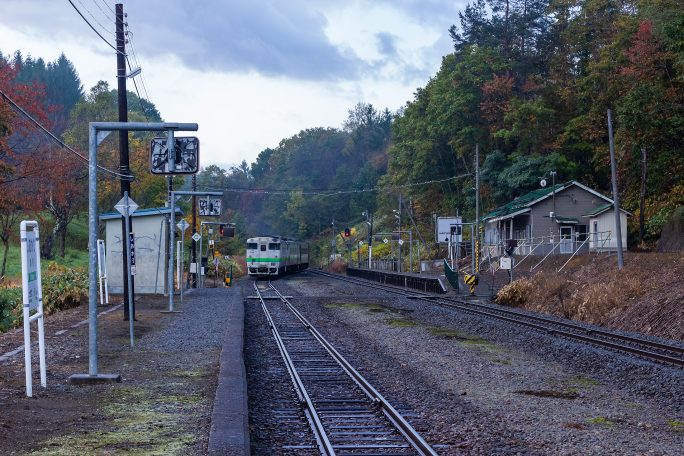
left=208, top=283, right=250, bottom=455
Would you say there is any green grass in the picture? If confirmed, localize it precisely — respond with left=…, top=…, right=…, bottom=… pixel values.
left=587, top=416, right=615, bottom=427
left=1, top=244, right=88, bottom=280
left=667, top=420, right=683, bottom=429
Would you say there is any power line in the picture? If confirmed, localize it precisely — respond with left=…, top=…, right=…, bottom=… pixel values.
left=0, top=88, right=134, bottom=180
left=98, top=0, right=116, bottom=16
left=66, top=0, right=123, bottom=55
left=196, top=174, right=472, bottom=197
left=75, top=0, right=115, bottom=35
left=91, top=0, right=115, bottom=21
left=126, top=30, right=154, bottom=104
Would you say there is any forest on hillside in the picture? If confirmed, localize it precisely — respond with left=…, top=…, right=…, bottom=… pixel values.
left=197, top=0, right=684, bottom=248
left=1, top=0, right=684, bottom=272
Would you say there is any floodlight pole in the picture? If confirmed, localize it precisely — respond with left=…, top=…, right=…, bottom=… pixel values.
left=71, top=122, right=198, bottom=385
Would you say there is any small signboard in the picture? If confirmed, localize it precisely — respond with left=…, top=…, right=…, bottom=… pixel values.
left=177, top=219, right=190, bottom=232
left=192, top=232, right=201, bottom=242
left=383, top=238, right=388, bottom=244
left=199, top=197, right=222, bottom=216
left=97, top=239, right=109, bottom=305
left=398, top=239, right=404, bottom=246
left=437, top=216, right=462, bottom=244
left=129, top=233, right=136, bottom=276
left=20, top=220, right=46, bottom=397
left=500, top=257, right=513, bottom=270
left=114, top=196, right=138, bottom=216
left=150, top=136, right=199, bottom=174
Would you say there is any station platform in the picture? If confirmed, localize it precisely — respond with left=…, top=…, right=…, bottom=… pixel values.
left=346, top=265, right=502, bottom=299
left=208, top=281, right=250, bottom=455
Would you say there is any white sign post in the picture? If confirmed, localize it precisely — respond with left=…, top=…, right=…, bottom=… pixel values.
left=177, top=220, right=189, bottom=305
left=97, top=239, right=109, bottom=305
left=20, top=220, right=46, bottom=397
left=114, top=192, right=138, bottom=348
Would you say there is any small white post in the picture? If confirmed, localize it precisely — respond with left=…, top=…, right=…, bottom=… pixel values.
left=20, top=221, right=46, bottom=397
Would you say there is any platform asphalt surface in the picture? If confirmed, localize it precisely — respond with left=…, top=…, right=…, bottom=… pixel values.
left=207, top=281, right=250, bottom=455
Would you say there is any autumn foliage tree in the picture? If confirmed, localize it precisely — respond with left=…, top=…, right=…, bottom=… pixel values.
left=0, top=58, right=51, bottom=275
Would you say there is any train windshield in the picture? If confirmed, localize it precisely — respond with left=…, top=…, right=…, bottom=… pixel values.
left=268, top=243, right=280, bottom=250
left=247, top=243, right=257, bottom=249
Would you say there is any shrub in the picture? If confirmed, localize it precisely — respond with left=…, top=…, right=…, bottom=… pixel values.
left=0, top=287, right=22, bottom=332
left=495, top=277, right=533, bottom=307
left=40, top=263, right=88, bottom=315
left=328, top=259, right=347, bottom=274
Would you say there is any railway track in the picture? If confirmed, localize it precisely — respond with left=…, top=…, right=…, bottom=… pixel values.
left=253, top=280, right=438, bottom=456
left=308, top=270, right=684, bottom=368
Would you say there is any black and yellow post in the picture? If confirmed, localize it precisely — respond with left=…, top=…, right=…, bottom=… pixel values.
left=463, top=273, right=479, bottom=295
left=225, top=265, right=233, bottom=287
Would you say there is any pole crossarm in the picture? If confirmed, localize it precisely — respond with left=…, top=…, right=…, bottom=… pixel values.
left=91, top=122, right=199, bottom=132
left=175, top=191, right=222, bottom=196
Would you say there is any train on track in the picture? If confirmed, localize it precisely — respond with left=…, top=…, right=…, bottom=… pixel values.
left=246, top=236, right=309, bottom=277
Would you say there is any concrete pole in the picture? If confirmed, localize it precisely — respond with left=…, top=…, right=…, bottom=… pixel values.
left=607, top=109, right=625, bottom=269
left=397, top=193, right=402, bottom=273
left=475, top=144, right=480, bottom=274
left=88, top=124, right=98, bottom=375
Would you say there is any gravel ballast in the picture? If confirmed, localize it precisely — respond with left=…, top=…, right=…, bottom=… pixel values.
left=245, top=273, right=683, bottom=455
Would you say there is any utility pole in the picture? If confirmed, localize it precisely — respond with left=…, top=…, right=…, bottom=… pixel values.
left=607, top=109, right=624, bottom=269
left=116, top=3, right=134, bottom=321
left=191, top=175, right=197, bottom=287
left=331, top=219, right=335, bottom=265
left=397, top=193, right=402, bottom=273
left=474, top=144, right=480, bottom=274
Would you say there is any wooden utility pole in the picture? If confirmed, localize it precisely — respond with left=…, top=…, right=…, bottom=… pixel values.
left=607, top=109, right=624, bottom=269
left=116, top=3, right=135, bottom=320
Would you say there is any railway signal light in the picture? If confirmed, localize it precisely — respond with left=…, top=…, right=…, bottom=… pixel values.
left=344, top=228, right=350, bottom=237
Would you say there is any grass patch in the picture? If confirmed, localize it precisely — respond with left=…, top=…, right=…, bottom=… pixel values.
left=515, top=389, right=579, bottom=399
left=325, top=301, right=388, bottom=313
left=667, top=420, right=683, bottom=429
left=427, top=326, right=468, bottom=339
left=31, top=381, right=204, bottom=455
left=384, top=318, right=417, bottom=328
left=587, top=416, right=615, bottom=427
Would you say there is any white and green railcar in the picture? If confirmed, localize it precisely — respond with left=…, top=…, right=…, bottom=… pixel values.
left=246, top=236, right=309, bottom=277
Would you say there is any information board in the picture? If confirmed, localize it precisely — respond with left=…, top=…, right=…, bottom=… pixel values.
left=437, top=216, right=463, bottom=244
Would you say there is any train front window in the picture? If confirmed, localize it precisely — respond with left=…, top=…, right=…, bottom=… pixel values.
left=268, top=243, right=280, bottom=250
left=247, top=243, right=257, bottom=250
left=260, top=244, right=266, bottom=251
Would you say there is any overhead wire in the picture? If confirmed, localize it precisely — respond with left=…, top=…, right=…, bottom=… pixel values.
left=66, top=0, right=123, bottom=55
left=196, top=174, right=472, bottom=197
left=91, top=0, right=116, bottom=22
left=98, top=0, right=116, bottom=16
left=74, top=0, right=115, bottom=35
left=0, top=88, right=135, bottom=181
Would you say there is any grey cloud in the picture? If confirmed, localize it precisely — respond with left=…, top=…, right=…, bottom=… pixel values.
left=375, top=32, right=397, bottom=57
left=123, top=0, right=363, bottom=80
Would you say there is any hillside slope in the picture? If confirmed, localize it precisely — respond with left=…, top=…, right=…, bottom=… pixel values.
left=495, top=252, right=684, bottom=341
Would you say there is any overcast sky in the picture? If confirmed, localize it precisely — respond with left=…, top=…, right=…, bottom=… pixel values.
left=1, top=0, right=467, bottom=169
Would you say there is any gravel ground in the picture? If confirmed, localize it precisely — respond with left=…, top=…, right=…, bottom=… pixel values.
left=257, top=273, right=684, bottom=455
left=0, top=287, right=233, bottom=455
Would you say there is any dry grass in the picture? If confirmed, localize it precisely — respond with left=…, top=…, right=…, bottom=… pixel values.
left=328, top=259, right=347, bottom=274
left=495, top=252, right=684, bottom=341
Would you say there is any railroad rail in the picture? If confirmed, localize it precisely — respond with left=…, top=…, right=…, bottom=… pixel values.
left=253, top=280, right=438, bottom=455
left=308, top=270, right=684, bottom=368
